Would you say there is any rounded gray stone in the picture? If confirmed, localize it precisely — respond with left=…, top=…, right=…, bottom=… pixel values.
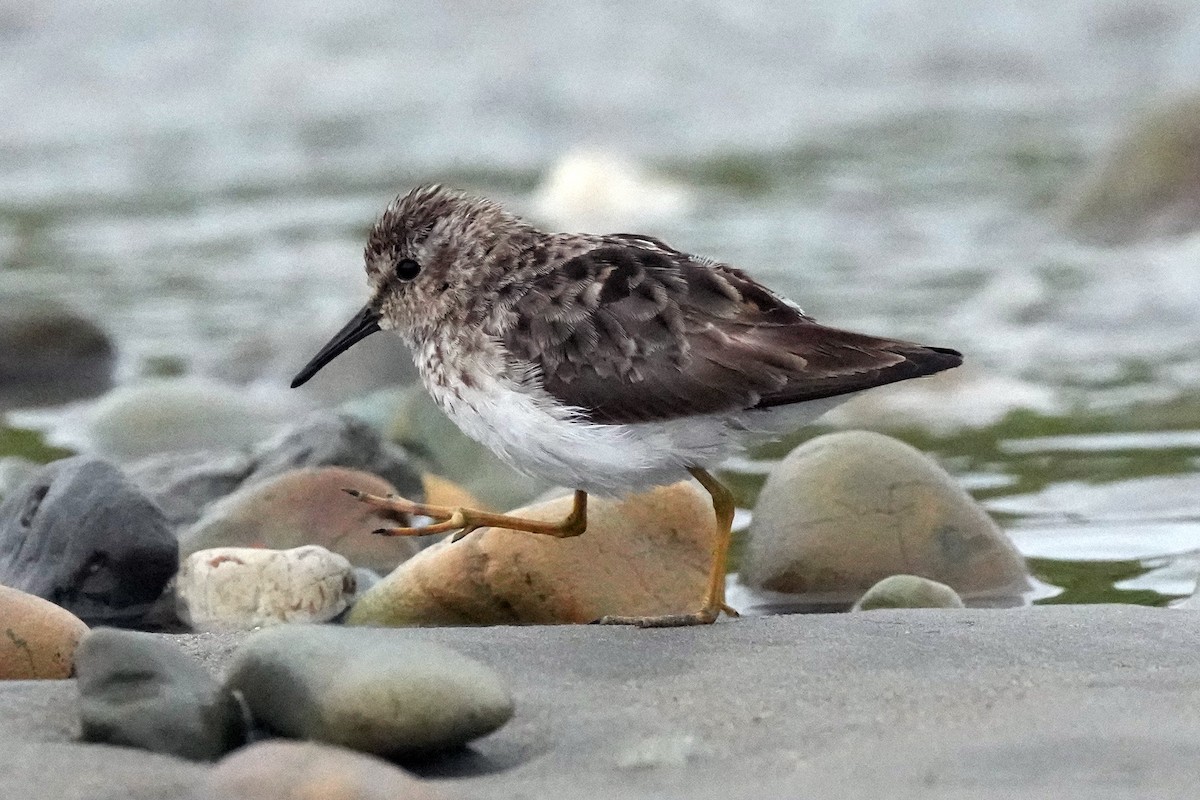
left=72, top=379, right=307, bottom=462
left=248, top=411, right=422, bottom=500
left=75, top=628, right=245, bottom=761
left=743, top=431, right=1029, bottom=608
left=225, top=625, right=514, bottom=756
left=851, top=574, right=966, bottom=611
left=0, top=305, right=115, bottom=408
left=0, top=456, right=178, bottom=625
left=128, top=411, right=423, bottom=530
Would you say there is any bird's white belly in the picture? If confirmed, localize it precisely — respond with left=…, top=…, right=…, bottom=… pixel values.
left=426, top=369, right=849, bottom=497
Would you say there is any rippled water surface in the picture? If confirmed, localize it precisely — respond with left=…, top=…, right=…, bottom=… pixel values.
left=3, top=1, right=1200, bottom=603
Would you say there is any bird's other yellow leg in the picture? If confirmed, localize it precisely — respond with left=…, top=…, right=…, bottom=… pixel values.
left=596, top=467, right=740, bottom=627
left=348, top=488, right=587, bottom=543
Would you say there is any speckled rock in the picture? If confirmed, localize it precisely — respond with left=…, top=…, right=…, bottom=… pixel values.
left=742, top=431, right=1029, bottom=609
left=0, top=585, right=88, bottom=679
left=0, top=456, right=178, bottom=625
left=851, top=574, right=966, bottom=611
left=179, top=467, right=418, bottom=573
left=129, top=412, right=423, bottom=529
left=75, top=628, right=245, bottom=760
left=347, top=481, right=716, bottom=626
left=203, top=740, right=446, bottom=800
left=225, top=625, right=513, bottom=756
left=177, top=545, right=356, bottom=631
left=1062, top=91, right=1200, bottom=244
left=0, top=305, right=115, bottom=408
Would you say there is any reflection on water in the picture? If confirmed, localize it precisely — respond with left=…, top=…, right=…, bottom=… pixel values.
left=2, top=1, right=1200, bottom=603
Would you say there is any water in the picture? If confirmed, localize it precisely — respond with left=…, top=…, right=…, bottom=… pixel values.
left=2, top=0, right=1199, bottom=603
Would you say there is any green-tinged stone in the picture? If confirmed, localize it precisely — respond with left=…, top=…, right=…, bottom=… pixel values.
left=225, top=625, right=513, bottom=756
left=852, top=574, right=965, bottom=611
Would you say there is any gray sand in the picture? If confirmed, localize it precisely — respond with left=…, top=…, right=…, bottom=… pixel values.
left=3, top=605, right=1198, bottom=799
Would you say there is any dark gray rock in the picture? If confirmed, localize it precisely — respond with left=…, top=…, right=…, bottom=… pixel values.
left=129, top=412, right=422, bottom=529
left=0, top=305, right=115, bottom=409
left=0, top=457, right=178, bottom=625
left=75, top=628, right=245, bottom=761
left=225, top=625, right=513, bottom=757
left=127, top=450, right=254, bottom=530
left=247, top=412, right=421, bottom=498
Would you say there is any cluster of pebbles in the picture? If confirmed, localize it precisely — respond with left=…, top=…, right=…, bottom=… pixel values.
left=0, top=373, right=1032, bottom=793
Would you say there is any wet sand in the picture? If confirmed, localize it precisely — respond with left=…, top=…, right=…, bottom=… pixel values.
left=2, top=604, right=1197, bottom=799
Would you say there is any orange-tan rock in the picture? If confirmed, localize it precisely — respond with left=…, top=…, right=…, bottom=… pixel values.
left=0, top=584, right=88, bottom=679
left=204, top=740, right=446, bottom=800
left=180, top=467, right=419, bottom=575
left=420, top=473, right=487, bottom=511
left=347, top=481, right=715, bottom=625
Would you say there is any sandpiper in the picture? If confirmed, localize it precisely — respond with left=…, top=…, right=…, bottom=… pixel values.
left=292, top=184, right=962, bottom=627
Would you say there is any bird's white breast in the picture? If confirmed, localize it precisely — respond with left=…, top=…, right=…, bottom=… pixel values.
left=415, top=340, right=849, bottom=497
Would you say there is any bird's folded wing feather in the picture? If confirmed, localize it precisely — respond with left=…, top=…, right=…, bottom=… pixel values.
left=499, top=242, right=962, bottom=425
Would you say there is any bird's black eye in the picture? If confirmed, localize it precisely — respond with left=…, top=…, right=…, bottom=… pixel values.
left=395, top=258, right=421, bottom=282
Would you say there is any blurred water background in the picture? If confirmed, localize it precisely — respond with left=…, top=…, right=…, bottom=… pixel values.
left=2, top=0, right=1199, bottom=604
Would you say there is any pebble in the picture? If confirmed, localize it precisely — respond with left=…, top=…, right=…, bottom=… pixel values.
left=347, top=481, right=716, bottom=626
left=0, top=585, right=88, bottom=679
left=75, top=627, right=245, bottom=760
left=742, top=431, right=1029, bottom=609
left=177, top=545, right=356, bottom=631
left=851, top=574, right=966, bottom=611
left=0, top=305, right=115, bottom=409
left=0, top=456, right=178, bottom=625
left=180, top=468, right=419, bottom=574
left=129, top=411, right=423, bottom=529
left=616, top=734, right=702, bottom=770
left=1061, top=91, right=1200, bottom=244
left=203, top=740, right=445, bottom=800
left=225, top=625, right=513, bottom=756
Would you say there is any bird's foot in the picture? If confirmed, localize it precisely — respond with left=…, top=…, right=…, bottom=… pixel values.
left=345, top=488, right=588, bottom=542
left=593, top=602, right=738, bottom=628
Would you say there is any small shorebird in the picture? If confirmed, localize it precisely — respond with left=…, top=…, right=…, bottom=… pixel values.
left=292, top=185, right=962, bottom=626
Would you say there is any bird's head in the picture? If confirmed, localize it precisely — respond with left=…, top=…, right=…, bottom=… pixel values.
left=291, top=185, right=526, bottom=388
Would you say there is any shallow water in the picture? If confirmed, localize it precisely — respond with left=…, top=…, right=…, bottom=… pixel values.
left=2, top=1, right=1199, bottom=603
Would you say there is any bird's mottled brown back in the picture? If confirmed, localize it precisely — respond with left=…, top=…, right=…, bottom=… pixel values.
left=497, top=239, right=962, bottom=424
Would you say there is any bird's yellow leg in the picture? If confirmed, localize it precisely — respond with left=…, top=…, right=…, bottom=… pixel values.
left=347, top=488, right=588, bottom=543
left=596, top=467, right=740, bottom=627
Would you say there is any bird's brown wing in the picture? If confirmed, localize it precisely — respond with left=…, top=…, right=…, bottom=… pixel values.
left=500, top=244, right=962, bottom=425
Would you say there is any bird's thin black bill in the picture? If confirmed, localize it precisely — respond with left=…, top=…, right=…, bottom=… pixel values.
left=290, top=305, right=381, bottom=388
